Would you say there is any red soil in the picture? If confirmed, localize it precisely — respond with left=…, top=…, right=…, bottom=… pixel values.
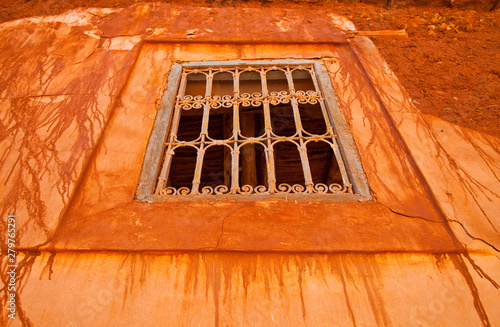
left=1, top=0, right=499, bottom=136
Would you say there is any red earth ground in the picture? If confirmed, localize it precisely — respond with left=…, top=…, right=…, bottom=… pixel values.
left=1, top=0, right=499, bottom=136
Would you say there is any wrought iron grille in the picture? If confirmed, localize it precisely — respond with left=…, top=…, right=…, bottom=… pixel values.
left=153, top=64, right=354, bottom=197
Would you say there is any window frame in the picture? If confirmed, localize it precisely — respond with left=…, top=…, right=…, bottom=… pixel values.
left=136, top=59, right=371, bottom=202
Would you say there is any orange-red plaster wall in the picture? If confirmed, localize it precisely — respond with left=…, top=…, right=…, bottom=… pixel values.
left=10, top=251, right=498, bottom=327
left=48, top=42, right=457, bottom=254
left=0, top=3, right=499, bottom=326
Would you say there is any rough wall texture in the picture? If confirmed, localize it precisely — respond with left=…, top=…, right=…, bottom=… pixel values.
left=0, top=3, right=498, bottom=326
left=2, top=1, right=500, bottom=138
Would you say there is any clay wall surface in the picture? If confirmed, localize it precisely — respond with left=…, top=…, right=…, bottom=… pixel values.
left=1, top=1, right=499, bottom=138
left=0, top=3, right=498, bottom=326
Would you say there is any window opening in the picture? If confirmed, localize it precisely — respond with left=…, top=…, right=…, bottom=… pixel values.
left=153, top=63, right=355, bottom=197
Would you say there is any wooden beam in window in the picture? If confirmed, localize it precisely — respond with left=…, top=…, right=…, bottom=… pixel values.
left=223, top=113, right=233, bottom=187
left=240, top=113, right=258, bottom=187
left=327, top=157, right=342, bottom=185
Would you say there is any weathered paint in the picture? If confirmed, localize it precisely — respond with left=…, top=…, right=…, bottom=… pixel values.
left=8, top=251, right=497, bottom=326
left=0, top=3, right=498, bottom=326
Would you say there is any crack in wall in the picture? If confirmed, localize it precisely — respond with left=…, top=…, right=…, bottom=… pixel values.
left=378, top=202, right=444, bottom=224
left=449, top=219, right=500, bottom=253
left=379, top=201, right=499, bottom=254
left=198, top=205, right=248, bottom=251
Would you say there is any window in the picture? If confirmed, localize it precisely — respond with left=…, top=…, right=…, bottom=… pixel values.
left=137, top=60, right=370, bottom=201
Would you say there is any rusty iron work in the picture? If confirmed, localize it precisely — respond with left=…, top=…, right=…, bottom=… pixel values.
left=154, top=64, right=353, bottom=197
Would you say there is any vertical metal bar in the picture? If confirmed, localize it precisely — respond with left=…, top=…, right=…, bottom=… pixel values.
left=261, top=69, right=276, bottom=193
left=231, top=69, right=241, bottom=193
left=310, top=68, right=334, bottom=135
left=285, top=67, right=295, bottom=94
left=287, top=67, right=313, bottom=190
left=330, top=141, right=351, bottom=189
left=155, top=147, right=175, bottom=194
left=168, top=73, right=188, bottom=139
left=292, top=96, right=314, bottom=190
left=290, top=98, right=304, bottom=136
left=191, top=148, right=206, bottom=195
left=191, top=71, right=212, bottom=194
left=156, top=110, right=179, bottom=191
left=233, top=69, right=241, bottom=137
left=286, top=67, right=305, bottom=138
left=262, top=96, right=273, bottom=136
left=285, top=67, right=302, bottom=137
left=201, top=71, right=213, bottom=137
left=231, top=148, right=240, bottom=193
left=223, top=114, right=232, bottom=187
left=205, top=70, right=213, bottom=98
left=177, top=71, right=188, bottom=99
left=233, top=68, right=240, bottom=101
left=297, top=143, right=314, bottom=191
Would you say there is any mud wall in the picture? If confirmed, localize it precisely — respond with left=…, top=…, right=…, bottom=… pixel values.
left=0, top=4, right=498, bottom=326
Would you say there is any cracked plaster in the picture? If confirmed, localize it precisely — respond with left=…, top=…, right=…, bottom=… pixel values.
left=0, top=3, right=499, bottom=326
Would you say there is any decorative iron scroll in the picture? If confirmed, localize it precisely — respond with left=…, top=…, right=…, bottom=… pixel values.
left=154, top=65, right=353, bottom=197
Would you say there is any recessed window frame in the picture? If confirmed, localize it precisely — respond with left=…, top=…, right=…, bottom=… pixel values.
left=136, top=59, right=370, bottom=202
